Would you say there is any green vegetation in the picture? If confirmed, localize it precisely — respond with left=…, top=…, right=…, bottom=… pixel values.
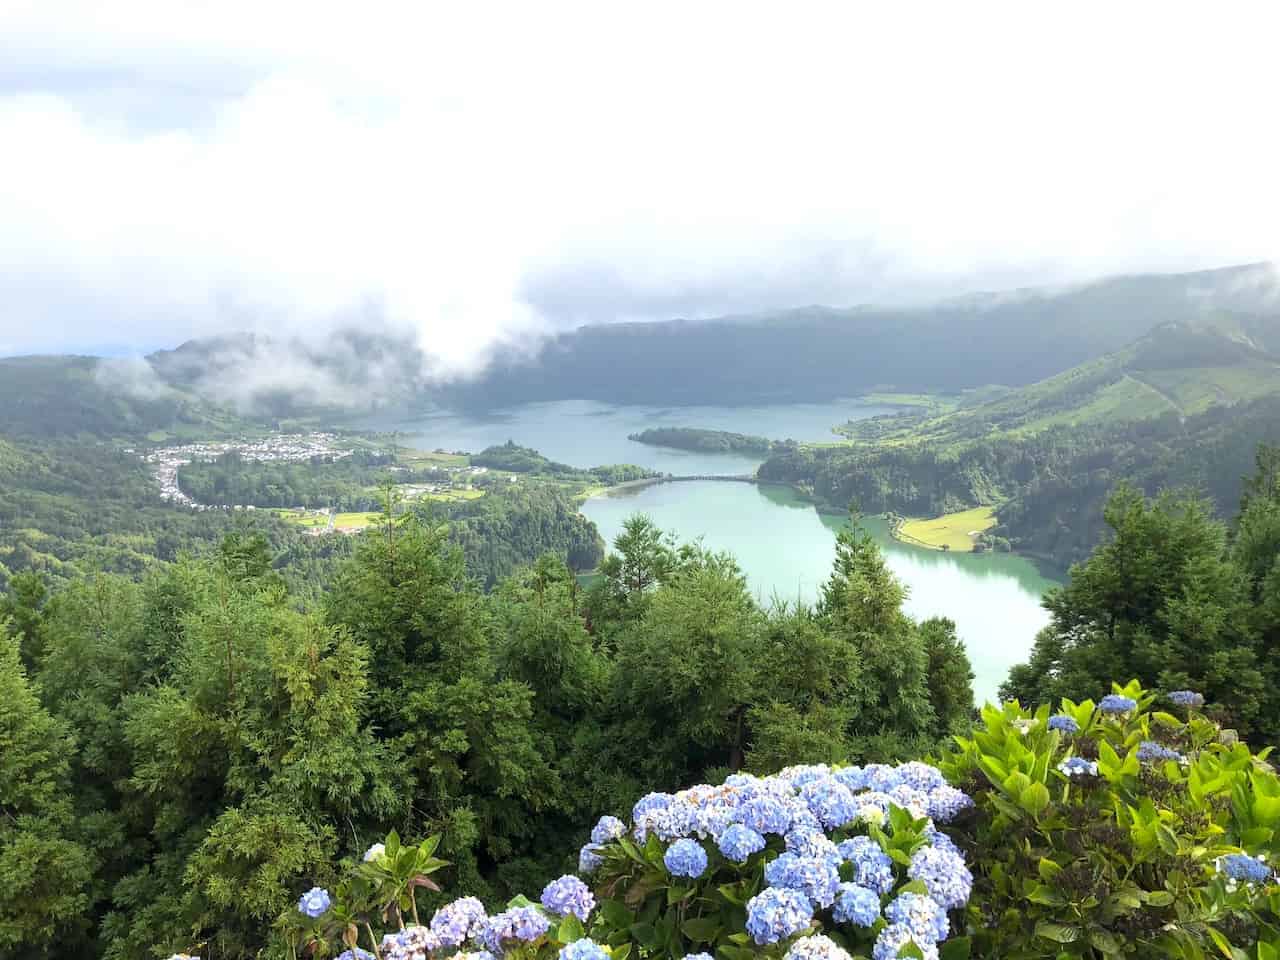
left=0, top=506, right=975, bottom=957
left=472, top=441, right=656, bottom=486
left=1002, top=452, right=1280, bottom=745
left=176, top=449, right=443, bottom=511
left=762, top=321, right=1280, bottom=567
left=894, top=506, right=996, bottom=552
left=627, top=427, right=778, bottom=456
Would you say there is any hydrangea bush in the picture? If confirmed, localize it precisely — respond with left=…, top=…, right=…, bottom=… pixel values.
left=938, top=680, right=1280, bottom=958
left=197, top=681, right=1279, bottom=960
left=261, top=762, right=974, bottom=960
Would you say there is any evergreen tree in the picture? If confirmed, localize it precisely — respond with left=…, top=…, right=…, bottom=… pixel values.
left=0, top=630, right=95, bottom=955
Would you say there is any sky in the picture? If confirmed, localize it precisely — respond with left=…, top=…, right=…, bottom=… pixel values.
left=2, top=2, right=1280, bottom=375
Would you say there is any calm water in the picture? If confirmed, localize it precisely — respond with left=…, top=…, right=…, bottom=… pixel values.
left=583, top=482, right=1056, bottom=704
left=367, top=400, right=1058, bottom=703
left=363, top=398, right=890, bottom=476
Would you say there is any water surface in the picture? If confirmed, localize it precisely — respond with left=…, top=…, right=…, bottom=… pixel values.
left=583, top=482, right=1055, bottom=704
left=368, top=400, right=1058, bottom=703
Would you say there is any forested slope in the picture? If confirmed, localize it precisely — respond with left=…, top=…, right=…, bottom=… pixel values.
left=760, top=321, right=1280, bottom=567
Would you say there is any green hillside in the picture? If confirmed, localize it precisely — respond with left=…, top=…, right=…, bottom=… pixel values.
left=0, top=355, right=249, bottom=440
left=760, top=320, right=1280, bottom=566
left=838, top=318, right=1280, bottom=448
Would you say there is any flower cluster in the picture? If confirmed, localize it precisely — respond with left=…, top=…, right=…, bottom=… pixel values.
left=785, top=933, right=854, bottom=960
left=481, top=906, right=551, bottom=953
left=381, top=925, right=442, bottom=960
left=907, top=845, right=973, bottom=910
left=1137, top=740, right=1184, bottom=763
left=1048, top=714, right=1079, bottom=734
left=718, top=823, right=766, bottom=861
left=1098, top=694, right=1137, bottom=715
left=832, top=883, right=880, bottom=927
left=363, top=842, right=386, bottom=862
left=431, top=896, right=487, bottom=947
left=337, top=950, right=376, bottom=960
left=1168, top=690, right=1205, bottom=708
left=1219, top=854, right=1273, bottom=887
left=745, top=886, right=814, bottom=944
left=559, top=942, right=608, bottom=960
left=540, top=875, right=595, bottom=922
left=297, top=887, right=331, bottom=918
left=1058, top=756, right=1098, bottom=778
left=885, top=891, right=949, bottom=942
left=664, top=838, right=709, bottom=877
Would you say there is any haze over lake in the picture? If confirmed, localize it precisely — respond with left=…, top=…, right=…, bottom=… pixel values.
left=370, top=399, right=1057, bottom=703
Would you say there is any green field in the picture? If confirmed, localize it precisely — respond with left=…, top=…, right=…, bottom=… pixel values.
left=274, top=509, right=330, bottom=528
left=897, top=506, right=997, bottom=552
left=334, top=511, right=382, bottom=530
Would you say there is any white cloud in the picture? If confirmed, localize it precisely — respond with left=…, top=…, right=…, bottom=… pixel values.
left=2, top=1, right=1279, bottom=372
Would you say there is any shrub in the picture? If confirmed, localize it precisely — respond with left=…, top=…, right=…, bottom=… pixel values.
left=939, top=680, right=1280, bottom=958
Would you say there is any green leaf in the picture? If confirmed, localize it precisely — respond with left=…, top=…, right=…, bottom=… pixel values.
left=1020, top=782, right=1051, bottom=816
left=681, top=917, right=722, bottom=942
left=629, top=923, right=657, bottom=949
left=1035, top=922, right=1081, bottom=944
left=611, top=944, right=633, bottom=960
left=558, top=915, right=585, bottom=944
left=939, top=937, right=971, bottom=960
left=1090, top=930, right=1124, bottom=955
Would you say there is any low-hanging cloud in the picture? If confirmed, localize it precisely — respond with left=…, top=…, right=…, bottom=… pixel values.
left=3, top=2, right=1280, bottom=385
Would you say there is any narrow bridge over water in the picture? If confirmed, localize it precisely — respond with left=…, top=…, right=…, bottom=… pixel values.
left=664, top=474, right=757, bottom=483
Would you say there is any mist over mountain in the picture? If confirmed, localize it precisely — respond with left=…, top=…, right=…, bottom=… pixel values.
left=127, top=261, right=1280, bottom=416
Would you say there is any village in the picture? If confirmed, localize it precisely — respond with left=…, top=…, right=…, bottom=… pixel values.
left=135, top=433, right=499, bottom=533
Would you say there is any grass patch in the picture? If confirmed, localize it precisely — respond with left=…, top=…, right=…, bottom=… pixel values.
left=274, top=509, right=330, bottom=528
left=334, top=511, right=382, bottom=530
left=897, top=506, right=997, bottom=552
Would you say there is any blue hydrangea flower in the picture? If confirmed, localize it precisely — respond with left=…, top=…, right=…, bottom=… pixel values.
left=1048, top=714, right=1079, bottom=734
left=863, top=764, right=904, bottom=792
left=784, top=933, right=854, bottom=960
left=739, top=794, right=794, bottom=835
left=337, top=950, right=376, bottom=960
left=1137, top=740, right=1184, bottom=763
left=832, top=882, right=881, bottom=927
left=664, top=838, right=708, bottom=878
left=908, top=845, right=973, bottom=909
left=885, top=891, right=948, bottom=942
left=591, top=815, right=627, bottom=845
left=481, top=906, right=551, bottom=953
left=559, top=940, right=610, bottom=960
left=838, top=837, right=896, bottom=895
left=1169, top=690, right=1205, bottom=707
left=685, top=954, right=714, bottom=960
left=832, top=765, right=867, bottom=792
left=896, top=761, right=946, bottom=792
left=381, top=925, right=441, bottom=959
left=1099, top=694, right=1137, bottom=714
left=926, top=785, right=973, bottom=823
left=873, top=923, right=939, bottom=960
left=1058, top=756, right=1099, bottom=778
left=578, top=843, right=604, bottom=875
left=785, top=828, right=840, bottom=861
left=888, top=785, right=931, bottom=819
left=297, top=886, right=331, bottom=918
left=800, top=778, right=858, bottom=829
left=745, top=886, right=814, bottom=944
left=718, top=823, right=766, bottom=861
left=454, top=953, right=497, bottom=960
left=1220, top=854, right=1272, bottom=884
left=541, top=875, right=596, bottom=921
left=431, top=896, right=488, bottom=947
left=779, top=764, right=832, bottom=788
left=924, top=825, right=961, bottom=857
left=767, top=854, right=841, bottom=908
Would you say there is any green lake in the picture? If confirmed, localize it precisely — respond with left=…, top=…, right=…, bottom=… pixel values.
left=369, top=399, right=1060, bottom=704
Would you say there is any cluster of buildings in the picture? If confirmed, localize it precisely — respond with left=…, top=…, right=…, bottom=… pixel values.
left=140, top=433, right=353, bottom=507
